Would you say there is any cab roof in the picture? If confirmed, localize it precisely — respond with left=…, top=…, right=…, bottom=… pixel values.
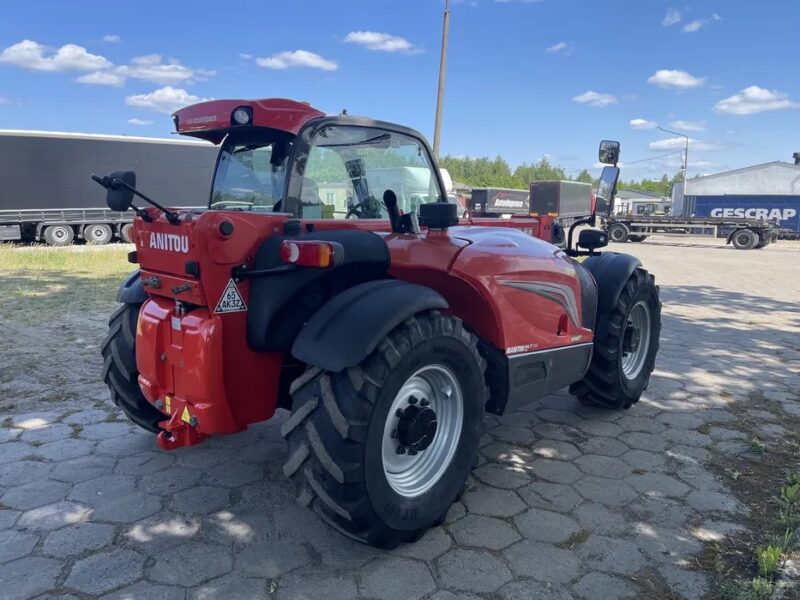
left=173, top=98, right=326, bottom=144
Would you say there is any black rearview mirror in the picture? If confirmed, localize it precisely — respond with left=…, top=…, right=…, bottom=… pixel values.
left=598, top=140, right=620, bottom=165
left=106, top=171, right=136, bottom=212
left=596, top=166, right=620, bottom=217
left=578, top=229, right=608, bottom=252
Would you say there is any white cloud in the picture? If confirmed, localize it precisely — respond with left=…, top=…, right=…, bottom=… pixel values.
left=118, top=54, right=214, bottom=85
left=572, top=91, right=617, bottom=108
left=670, top=120, right=707, bottom=131
left=545, top=41, right=573, bottom=56
left=103, top=34, right=122, bottom=44
left=630, top=118, right=658, bottom=130
left=0, top=39, right=112, bottom=72
left=649, top=137, right=720, bottom=151
left=239, top=53, right=253, bottom=60
left=344, top=31, right=421, bottom=54
left=713, top=86, right=800, bottom=115
left=662, top=8, right=682, bottom=26
left=647, top=69, right=705, bottom=89
left=77, top=70, right=125, bottom=86
left=125, top=86, right=210, bottom=114
left=128, top=118, right=153, bottom=126
left=256, top=50, right=338, bottom=71
left=682, top=13, right=721, bottom=33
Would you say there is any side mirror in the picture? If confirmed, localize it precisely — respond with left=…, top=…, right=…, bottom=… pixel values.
left=419, top=202, right=458, bottom=229
left=599, top=140, right=620, bottom=166
left=578, top=229, right=608, bottom=252
left=596, top=166, right=620, bottom=217
left=106, top=171, right=136, bottom=212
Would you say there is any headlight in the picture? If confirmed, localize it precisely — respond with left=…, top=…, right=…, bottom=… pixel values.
left=232, top=107, right=251, bottom=125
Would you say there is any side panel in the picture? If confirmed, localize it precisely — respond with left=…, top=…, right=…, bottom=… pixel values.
left=0, top=133, right=217, bottom=211
left=690, top=195, right=800, bottom=232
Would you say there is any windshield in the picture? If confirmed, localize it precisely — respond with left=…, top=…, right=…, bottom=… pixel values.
left=210, top=133, right=293, bottom=211
left=288, top=125, right=442, bottom=219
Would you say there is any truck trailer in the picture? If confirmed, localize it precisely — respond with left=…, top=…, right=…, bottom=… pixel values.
left=529, top=180, right=594, bottom=227
left=0, top=130, right=217, bottom=245
left=467, top=187, right=529, bottom=216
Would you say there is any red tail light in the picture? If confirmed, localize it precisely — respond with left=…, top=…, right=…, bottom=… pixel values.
left=280, top=240, right=342, bottom=268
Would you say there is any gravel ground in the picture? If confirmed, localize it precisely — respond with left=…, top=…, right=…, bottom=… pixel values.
left=0, top=235, right=799, bottom=599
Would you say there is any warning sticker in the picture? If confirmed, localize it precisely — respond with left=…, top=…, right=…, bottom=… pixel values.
left=214, top=279, right=248, bottom=314
left=181, top=406, right=191, bottom=424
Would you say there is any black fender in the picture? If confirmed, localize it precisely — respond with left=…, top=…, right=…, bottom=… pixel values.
left=116, top=270, right=147, bottom=304
left=581, top=252, right=641, bottom=338
left=291, top=279, right=448, bottom=372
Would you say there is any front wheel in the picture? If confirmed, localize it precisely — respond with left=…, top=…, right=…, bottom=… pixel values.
left=608, top=223, right=630, bottom=243
left=282, top=311, right=487, bottom=548
left=570, top=268, right=661, bottom=409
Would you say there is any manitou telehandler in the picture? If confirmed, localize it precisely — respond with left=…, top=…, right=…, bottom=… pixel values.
left=97, top=98, right=661, bottom=548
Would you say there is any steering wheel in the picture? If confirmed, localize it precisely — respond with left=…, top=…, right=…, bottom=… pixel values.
left=346, top=196, right=383, bottom=219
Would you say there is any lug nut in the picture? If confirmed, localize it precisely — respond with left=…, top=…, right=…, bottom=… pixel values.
left=396, top=408, right=404, bottom=417
left=408, top=395, right=418, bottom=405
left=396, top=446, right=407, bottom=455
left=420, top=398, right=430, bottom=407
left=408, top=449, right=418, bottom=456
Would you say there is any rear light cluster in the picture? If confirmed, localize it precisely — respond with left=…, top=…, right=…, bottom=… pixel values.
left=280, top=240, right=343, bottom=268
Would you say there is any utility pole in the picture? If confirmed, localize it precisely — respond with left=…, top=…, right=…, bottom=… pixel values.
left=433, top=0, right=450, bottom=159
left=657, top=126, right=689, bottom=201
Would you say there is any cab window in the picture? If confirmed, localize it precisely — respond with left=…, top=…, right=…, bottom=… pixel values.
left=296, top=125, right=441, bottom=219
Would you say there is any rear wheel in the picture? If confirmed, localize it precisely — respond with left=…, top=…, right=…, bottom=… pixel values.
left=120, top=223, right=134, bottom=244
left=43, top=225, right=74, bottom=247
left=282, top=311, right=487, bottom=548
left=100, top=303, right=164, bottom=433
left=629, top=235, right=647, bottom=243
left=608, top=223, right=630, bottom=243
left=570, top=268, right=661, bottom=409
left=754, top=230, right=771, bottom=249
left=731, top=228, right=758, bottom=250
left=84, top=224, right=113, bottom=245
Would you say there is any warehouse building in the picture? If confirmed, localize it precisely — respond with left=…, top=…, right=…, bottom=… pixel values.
left=673, top=155, right=800, bottom=232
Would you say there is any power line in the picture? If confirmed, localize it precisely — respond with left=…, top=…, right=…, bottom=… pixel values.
left=622, top=150, right=685, bottom=166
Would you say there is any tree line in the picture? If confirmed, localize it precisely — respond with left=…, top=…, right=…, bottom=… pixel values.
left=439, top=154, right=685, bottom=197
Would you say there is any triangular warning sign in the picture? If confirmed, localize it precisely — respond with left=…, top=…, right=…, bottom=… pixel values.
left=214, top=279, right=248, bottom=314
left=181, top=406, right=191, bottom=424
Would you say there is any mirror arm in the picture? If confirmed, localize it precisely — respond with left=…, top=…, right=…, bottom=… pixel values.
left=112, top=179, right=181, bottom=225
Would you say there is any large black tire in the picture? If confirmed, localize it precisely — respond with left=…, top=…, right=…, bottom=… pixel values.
left=731, top=228, right=758, bottom=250
left=629, top=235, right=647, bottom=243
left=84, top=224, right=113, bottom=245
left=570, top=268, right=661, bottom=409
left=282, top=311, right=487, bottom=549
left=100, top=303, right=163, bottom=433
left=608, top=223, right=630, bottom=243
left=43, top=225, right=74, bottom=247
left=754, top=230, right=771, bottom=249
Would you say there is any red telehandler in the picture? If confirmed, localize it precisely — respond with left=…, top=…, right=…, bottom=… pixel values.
left=96, top=98, right=661, bottom=548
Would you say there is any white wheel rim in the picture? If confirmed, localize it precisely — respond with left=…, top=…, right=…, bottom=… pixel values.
left=53, top=228, right=69, bottom=242
left=381, top=364, right=463, bottom=498
left=621, top=301, right=651, bottom=380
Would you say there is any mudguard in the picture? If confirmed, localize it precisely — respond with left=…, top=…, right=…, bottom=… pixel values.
left=581, top=252, right=641, bottom=338
left=116, top=270, right=147, bottom=304
left=291, top=279, right=448, bottom=372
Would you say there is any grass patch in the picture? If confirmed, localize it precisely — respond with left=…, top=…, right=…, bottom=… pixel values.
left=0, top=245, right=132, bottom=324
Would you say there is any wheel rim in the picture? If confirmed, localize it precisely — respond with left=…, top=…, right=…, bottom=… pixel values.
left=53, top=227, right=69, bottom=242
left=381, top=364, right=463, bottom=498
left=621, top=301, right=651, bottom=380
left=90, top=226, right=108, bottom=241
left=610, top=227, right=625, bottom=241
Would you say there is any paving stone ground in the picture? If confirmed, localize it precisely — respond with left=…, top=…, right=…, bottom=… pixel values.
left=1, top=236, right=799, bottom=599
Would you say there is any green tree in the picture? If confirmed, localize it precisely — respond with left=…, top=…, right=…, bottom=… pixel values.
left=575, top=169, right=594, bottom=184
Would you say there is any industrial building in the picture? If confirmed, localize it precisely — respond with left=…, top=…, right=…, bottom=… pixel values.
left=673, top=156, right=800, bottom=233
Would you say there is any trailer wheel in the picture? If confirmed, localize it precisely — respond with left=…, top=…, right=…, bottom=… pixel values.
left=754, top=230, right=771, bottom=249
left=629, top=235, right=647, bottom=243
left=608, top=223, right=630, bottom=243
left=43, top=225, right=74, bottom=247
left=570, top=268, right=661, bottom=410
left=120, top=224, right=134, bottom=244
left=100, top=303, right=164, bottom=433
left=84, top=224, right=113, bottom=245
left=731, top=228, right=758, bottom=250
left=283, top=311, right=487, bottom=549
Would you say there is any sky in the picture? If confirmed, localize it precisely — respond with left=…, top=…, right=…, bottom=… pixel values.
left=1, top=0, right=798, bottom=181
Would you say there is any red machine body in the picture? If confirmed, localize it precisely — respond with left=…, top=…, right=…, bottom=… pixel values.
left=126, top=98, right=589, bottom=447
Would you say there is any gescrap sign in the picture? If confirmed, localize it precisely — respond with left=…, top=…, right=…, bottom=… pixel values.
left=693, top=196, right=800, bottom=232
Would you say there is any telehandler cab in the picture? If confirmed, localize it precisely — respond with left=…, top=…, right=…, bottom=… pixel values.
left=97, top=98, right=661, bottom=548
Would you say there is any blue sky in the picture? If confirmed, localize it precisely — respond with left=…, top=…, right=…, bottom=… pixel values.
left=1, top=0, right=798, bottom=180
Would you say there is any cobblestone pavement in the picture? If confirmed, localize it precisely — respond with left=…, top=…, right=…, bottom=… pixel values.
left=1, top=237, right=799, bottom=599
